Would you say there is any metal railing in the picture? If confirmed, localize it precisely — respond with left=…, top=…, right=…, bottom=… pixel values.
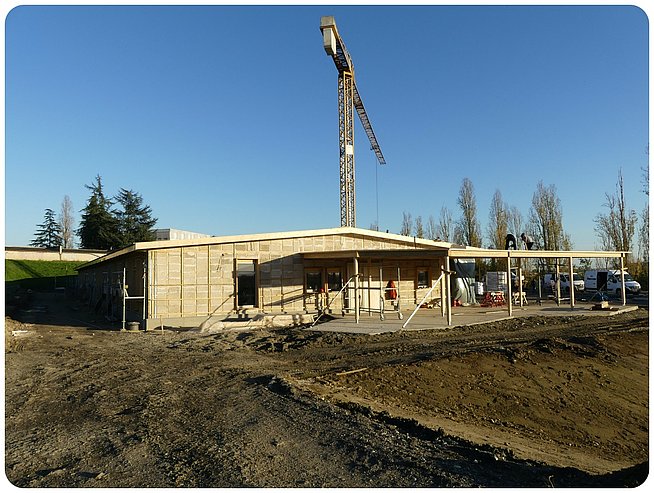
left=310, top=274, right=360, bottom=327
left=401, top=271, right=445, bottom=330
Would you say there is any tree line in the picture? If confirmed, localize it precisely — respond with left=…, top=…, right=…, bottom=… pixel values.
left=391, top=165, right=649, bottom=274
left=30, top=175, right=157, bottom=251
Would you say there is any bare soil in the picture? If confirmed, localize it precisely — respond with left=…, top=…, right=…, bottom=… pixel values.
left=4, top=292, right=649, bottom=487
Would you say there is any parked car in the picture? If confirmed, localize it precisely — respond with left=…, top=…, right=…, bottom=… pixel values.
left=583, top=269, right=641, bottom=296
left=543, top=273, right=585, bottom=293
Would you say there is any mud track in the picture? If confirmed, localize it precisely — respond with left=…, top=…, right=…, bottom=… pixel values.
left=4, top=292, right=648, bottom=487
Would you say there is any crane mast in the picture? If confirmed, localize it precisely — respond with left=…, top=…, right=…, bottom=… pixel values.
left=320, top=16, right=386, bottom=228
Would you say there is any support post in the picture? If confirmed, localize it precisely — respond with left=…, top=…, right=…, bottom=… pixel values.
left=142, top=260, right=147, bottom=325
left=555, top=263, right=561, bottom=306
left=440, top=259, right=446, bottom=318
left=354, top=255, right=359, bottom=323
left=620, top=254, right=626, bottom=306
left=518, top=259, right=524, bottom=307
left=445, top=256, right=452, bottom=325
left=506, top=252, right=513, bottom=317
left=122, top=267, right=127, bottom=331
left=568, top=256, right=575, bottom=310
left=397, top=265, right=402, bottom=314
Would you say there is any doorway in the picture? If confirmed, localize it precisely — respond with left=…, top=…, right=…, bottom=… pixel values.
left=236, top=260, right=257, bottom=307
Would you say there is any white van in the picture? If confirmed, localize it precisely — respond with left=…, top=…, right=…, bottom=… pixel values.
left=543, top=273, right=584, bottom=293
left=584, top=270, right=641, bottom=296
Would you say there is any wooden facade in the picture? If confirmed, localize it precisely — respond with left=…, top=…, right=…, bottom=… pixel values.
left=76, top=228, right=452, bottom=329
left=76, top=227, right=629, bottom=330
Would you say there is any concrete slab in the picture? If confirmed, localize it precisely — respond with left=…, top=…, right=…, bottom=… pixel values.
left=309, top=302, right=640, bottom=335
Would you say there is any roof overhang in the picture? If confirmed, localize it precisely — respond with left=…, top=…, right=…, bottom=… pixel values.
left=303, top=247, right=629, bottom=261
left=448, top=248, right=629, bottom=259
left=302, top=248, right=450, bottom=260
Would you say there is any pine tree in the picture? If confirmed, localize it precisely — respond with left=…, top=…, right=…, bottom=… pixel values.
left=114, top=188, right=157, bottom=247
left=77, top=175, right=120, bottom=250
left=31, top=208, right=63, bottom=248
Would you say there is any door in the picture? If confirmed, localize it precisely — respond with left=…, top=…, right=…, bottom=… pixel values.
left=236, top=260, right=257, bottom=307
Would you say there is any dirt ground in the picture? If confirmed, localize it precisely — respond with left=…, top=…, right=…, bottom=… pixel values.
left=4, top=291, right=649, bottom=487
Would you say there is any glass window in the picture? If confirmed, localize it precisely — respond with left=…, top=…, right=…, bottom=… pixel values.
left=327, top=271, right=342, bottom=292
left=306, top=271, right=322, bottom=293
left=417, top=269, right=429, bottom=289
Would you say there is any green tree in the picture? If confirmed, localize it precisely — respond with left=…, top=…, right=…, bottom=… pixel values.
left=114, top=188, right=157, bottom=247
left=31, top=208, right=62, bottom=248
left=77, top=175, right=120, bottom=250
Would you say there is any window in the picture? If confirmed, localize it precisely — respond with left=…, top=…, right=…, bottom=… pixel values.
left=417, top=269, right=429, bottom=289
left=306, top=271, right=323, bottom=293
left=327, top=270, right=343, bottom=292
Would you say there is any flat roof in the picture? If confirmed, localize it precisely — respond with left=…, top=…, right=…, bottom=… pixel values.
left=77, top=226, right=629, bottom=271
left=303, top=247, right=628, bottom=261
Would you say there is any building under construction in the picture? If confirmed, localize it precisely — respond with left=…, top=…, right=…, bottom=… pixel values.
left=75, top=18, right=632, bottom=330
left=75, top=226, right=629, bottom=331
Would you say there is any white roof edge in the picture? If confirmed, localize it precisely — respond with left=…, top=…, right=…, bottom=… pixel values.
left=77, top=227, right=629, bottom=269
left=76, top=244, right=137, bottom=269
left=77, top=227, right=448, bottom=268
left=129, top=226, right=456, bottom=251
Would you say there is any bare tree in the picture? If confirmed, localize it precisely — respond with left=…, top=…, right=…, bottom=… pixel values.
left=594, top=169, right=638, bottom=263
left=400, top=211, right=413, bottom=236
left=639, top=150, right=649, bottom=262
left=528, top=181, right=571, bottom=250
left=414, top=216, right=424, bottom=238
left=426, top=214, right=439, bottom=240
left=487, top=189, right=508, bottom=249
left=438, top=206, right=453, bottom=242
left=453, top=178, right=482, bottom=247
left=59, top=195, right=75, bottom=249
left=506, top=205, right=524, bottom=242
left=638, top=208, right=648, bottom=262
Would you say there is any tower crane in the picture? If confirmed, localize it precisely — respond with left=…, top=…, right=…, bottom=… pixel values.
left=320, top=16, right=386, bottom=228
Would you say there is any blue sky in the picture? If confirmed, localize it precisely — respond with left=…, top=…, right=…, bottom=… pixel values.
left=4, top=4, right=649, bottom=251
